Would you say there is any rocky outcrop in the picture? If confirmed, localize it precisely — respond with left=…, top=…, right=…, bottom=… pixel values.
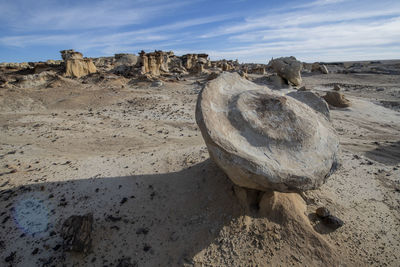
left=268, top=57, right=302, bottom=86
left=249, top=66, right=265, bottom=75
left=60, top=50, right=97, bottom=78
left=0, top=62, right=31, bottom=70
left=323, top=91, right=351, bottom=107
left=196, top=73, right=339, bottom=192
left=16, top=71, right=58, bottom=88
left=182, top=54, right=210, bottom=73
left=139, top=50, right=173, bottom=76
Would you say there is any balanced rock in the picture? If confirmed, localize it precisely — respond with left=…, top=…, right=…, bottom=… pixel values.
left=196, top=73, right=339, bottom=192
left=323, top=91, right=350, bottom=107
left=268, top=56, right=303, bottom=86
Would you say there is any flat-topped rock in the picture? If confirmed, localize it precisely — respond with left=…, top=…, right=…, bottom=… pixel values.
left=196, top=73, right=339, bottom=192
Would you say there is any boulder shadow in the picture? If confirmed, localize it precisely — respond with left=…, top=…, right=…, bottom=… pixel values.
left=0, top=159, right=243, bottom=266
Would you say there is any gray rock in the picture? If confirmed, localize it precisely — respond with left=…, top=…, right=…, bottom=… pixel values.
left=287, top=91, right=330, bottom=120
left=333, top=84, right=341, bottom=91
left=320, top=64, right=329, bottom=74
left=196, top=73, right=340, bottom=192
left=268, top=57, right=302, bottom=86
left=151, top=80, right=164, bottom=87
left=267, top=74, right=290, bottom=89
left=312, top=63, right=329, bottom=74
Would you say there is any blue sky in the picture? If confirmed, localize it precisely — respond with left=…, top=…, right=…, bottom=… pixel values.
left=0, top=0, right=399, bottom=63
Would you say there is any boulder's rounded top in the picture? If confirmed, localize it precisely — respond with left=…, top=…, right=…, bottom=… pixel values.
left=196, top=72, right=339, bottom=192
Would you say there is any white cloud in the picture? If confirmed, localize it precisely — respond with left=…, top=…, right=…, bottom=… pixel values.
left=1, top=0, right=399, bottom=62
left=0, top=0, right=194, bottom=31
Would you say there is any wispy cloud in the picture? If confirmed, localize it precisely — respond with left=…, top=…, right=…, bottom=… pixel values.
left=0, top=0, right=194, bottom=31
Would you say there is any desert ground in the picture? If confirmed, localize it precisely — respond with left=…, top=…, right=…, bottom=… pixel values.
left=0, top=55, right=399, bottom=266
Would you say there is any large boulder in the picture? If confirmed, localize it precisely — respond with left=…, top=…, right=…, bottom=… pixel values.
left=196, top=73, right=339, bottom=192
left=268, top=57, right=302, bottom=86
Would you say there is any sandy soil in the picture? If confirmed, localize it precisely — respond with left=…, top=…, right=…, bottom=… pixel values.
left=0, top=69, right=399, bottom=266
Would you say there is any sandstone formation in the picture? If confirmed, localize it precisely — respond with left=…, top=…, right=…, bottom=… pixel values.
left=251, top=66, right=265, bottom=75
left=323, top=91, right=351, bottom=107
left=196, top=73, right=339, bottom=192
left=268, top=57, right=303, bottom=86
left=60, top=50, right=97, bottom=78
left=139, top=50, right=173, bottom=76
left=182, top=54, right=210, bottom=74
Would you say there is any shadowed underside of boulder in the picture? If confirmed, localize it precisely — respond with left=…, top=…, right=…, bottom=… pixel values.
left=196, top=73, right=339, bottom=192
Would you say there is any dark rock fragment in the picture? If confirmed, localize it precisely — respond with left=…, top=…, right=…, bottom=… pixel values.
left=61, top=213, right=93, bottom=253
left=316, top=207, right=330, bottom=218
left=322, top=215, right=344, bottom=229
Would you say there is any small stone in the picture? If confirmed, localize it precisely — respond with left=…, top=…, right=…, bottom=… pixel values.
left=151, top=80, right=163, bottom=87
left=322, top=215, right=344, bottom=229
left=136, top=228, right=149, bottom=235
left=143, top=244, right=151, bottom=252
left=333, top=84, right=341, bottom=91
left=5, top=251, right=16, bottom=263
left=120, top=197, right=128, bottom=205
left=107, top=215, right=122, bottom=222
left=316, top=207, right=330, bottom=218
